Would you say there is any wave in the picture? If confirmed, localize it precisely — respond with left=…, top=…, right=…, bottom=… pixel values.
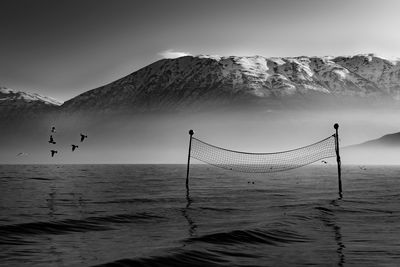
left=315, top=205, right=394, bottom=215
left=93, top=249, right=228, bottom=267
left=198, top=207, right=240, bottom=212
left=29, top=177, right=54, bottom=181
left=94, top=227, right=310, bottom=266
left=185, top=228, right=310, bottom=246
left=291, top=214, right=313, bottom=221
left=92, top=198, right=179, bottom=204
left=0, top=176, right=15, bottom=179
left=314, top=206, right=334, bottom=214
left=0, top=212, right=163, bottom=244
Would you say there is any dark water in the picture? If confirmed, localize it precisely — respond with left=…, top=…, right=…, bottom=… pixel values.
left=0, top=165, right=399, bottom=266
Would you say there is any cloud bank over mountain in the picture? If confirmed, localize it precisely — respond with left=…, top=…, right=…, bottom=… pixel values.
left=158, top=49, right=192, bottom=59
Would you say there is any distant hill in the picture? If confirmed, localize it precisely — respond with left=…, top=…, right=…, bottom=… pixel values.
left=343, top=132, right=400, bottom=164
left=348, top=132, right=400, bottom=149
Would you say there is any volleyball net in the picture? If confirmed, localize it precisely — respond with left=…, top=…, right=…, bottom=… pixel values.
left=187, top=126, right=342, bottom=173
left=185, top=124, right=342, bottom=194
left=189, top=134, right=336, bottom=173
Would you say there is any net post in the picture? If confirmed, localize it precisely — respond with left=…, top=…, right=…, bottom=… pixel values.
left=186, top=130, right=194, bottom=192
left=334, top=123, right=343, bottom=196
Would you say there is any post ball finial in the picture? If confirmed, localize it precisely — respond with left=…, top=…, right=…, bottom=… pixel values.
left=334, top=123, right=339, bottom=130
left=189, top=129, right=194, bottom=135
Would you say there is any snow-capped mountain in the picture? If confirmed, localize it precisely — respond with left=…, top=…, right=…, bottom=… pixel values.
left=0, top=86, right=61, bottom=119
left=61, top=53, right=400, bottom=113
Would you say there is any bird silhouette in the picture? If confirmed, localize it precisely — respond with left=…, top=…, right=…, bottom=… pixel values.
left=321, top=160, right=328, bottom=164
left=359, top=166, right=367, bottom=170
left=16, top=152, right=28, bottom=157
left=50, top=150, right=58, bottom=157
left=80, top=133, right=88, bottom=142
left=48, top=135, right=56, bottom=144
left=71, top=144, right=79, bottom=151
left=51, top=126, right=56, bottom=133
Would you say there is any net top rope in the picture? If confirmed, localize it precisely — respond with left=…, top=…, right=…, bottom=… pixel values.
left=189, top=133, right=337, bottom=173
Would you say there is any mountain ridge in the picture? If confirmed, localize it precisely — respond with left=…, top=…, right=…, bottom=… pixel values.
left=60, top=54, right=400, bottom=113
left=4, top=53, right=400, bottom=116
left=0, top=86, right=61, bottom=119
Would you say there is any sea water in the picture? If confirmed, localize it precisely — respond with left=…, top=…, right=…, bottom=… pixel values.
left=0, top=164, right=399, bottom=266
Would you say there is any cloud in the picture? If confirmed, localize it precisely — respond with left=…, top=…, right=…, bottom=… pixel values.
left=158, top=49, right=192, bottom=59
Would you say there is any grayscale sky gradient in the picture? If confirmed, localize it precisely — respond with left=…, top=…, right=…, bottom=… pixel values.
left=1, top=0, right=400, bottom=101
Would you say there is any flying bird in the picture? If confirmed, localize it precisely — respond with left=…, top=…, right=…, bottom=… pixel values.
left=16, top=152, right=28, bottom=157
left=48, top=135, right=56, bottom=144
left=50, top=150, right=58, bottom=157
left=359, top=166, right=367, bottom=170
left=321, top=160, right=328, bottom=164
left=80, top=133, right=88, bottom=142
left=71, top=144, right=79, bottom=151
left=51, top=126, right=56, bottom=133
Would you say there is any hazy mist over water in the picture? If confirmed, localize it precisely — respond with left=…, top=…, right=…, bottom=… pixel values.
left=1, top=107, right=400, bottom=164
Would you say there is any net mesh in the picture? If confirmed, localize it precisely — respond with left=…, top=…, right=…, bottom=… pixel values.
left=190, top=134, right=337, bottom=173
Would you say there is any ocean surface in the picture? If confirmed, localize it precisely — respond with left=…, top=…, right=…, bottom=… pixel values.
left=0, top=164, right=399, bottom=266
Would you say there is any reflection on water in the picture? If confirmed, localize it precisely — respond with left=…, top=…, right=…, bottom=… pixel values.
left=331, top=199, right=345, bottom=267
left=317, top=199, right=345, bottom=267
left=0, top=165, right=399, bottom=266
left=182, top=189, right=197, bottom=237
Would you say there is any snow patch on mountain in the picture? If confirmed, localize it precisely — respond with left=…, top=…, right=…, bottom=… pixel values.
left=0, top=86, right=62, bottom=119
left=0, top=87, right=62, bottom=106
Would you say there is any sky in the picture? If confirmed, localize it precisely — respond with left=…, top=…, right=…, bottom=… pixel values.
left=1, top=0, right=400, bottom=102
